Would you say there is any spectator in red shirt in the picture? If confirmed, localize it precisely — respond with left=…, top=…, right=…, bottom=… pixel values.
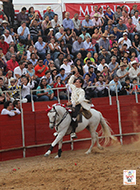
left=0, top=35, right=9, bottom=55
left=34, top=58, right=48, bottom=78
left=7, top=54, right=19, bottom=72
left=126, top=18, right=136, bottom=41
left=53, top=76, right=67, bottom=99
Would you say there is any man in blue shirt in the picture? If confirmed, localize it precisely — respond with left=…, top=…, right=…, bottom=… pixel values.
left=82, top=14, right=94, bottom=35
left=17, top=21, right=30, bottom=41
left=109, top=75, right=122, bottom=96
left=35, top=36, right=48, bottom=60
left=43, top=6, right=55, bottom=21
left=83, top=66, right=96, bottom=84
left=56, top=68, right=68, bottom=83
left=63, top=12, right=74, bottom=30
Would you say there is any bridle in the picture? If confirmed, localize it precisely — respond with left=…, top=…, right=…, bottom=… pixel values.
left=49, top=106, right=69, bottom=130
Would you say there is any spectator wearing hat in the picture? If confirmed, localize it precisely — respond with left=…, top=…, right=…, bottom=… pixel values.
left=118, top=32, right=132, bottom=50
left=79, top=28, right=91, bottom=41
left=116, top=62, right=129, bottom=84
left=17, top=21, right=31, bottom=41
left=63, top=12, right=74, bottom=31
left=1, top=101, right=17, bottom=116
left=132, top=11, right=140, bottom=25
left=126, top=18, right=136, bottom=41
left=82, top=14, right=94, bottom=35
left=51, top=14, right=61, bottom=34
left=114, top=6, right=122, bottom=23
left=17, top=7, right=29, bottom=26
left=72, top=13, right=81, bottom=36
left=2, top=29, right=13, bottom=44
left=92, top=13, right=103, bottom=28
left=43, top=6, right=55, bottom=21
left=7, top=54, right=19, bottom=72
left=0, top=35, right=9, bottom=55
left=99, top=33, right=110, bottom=51
left=90, top=6, right=100, bottom=19
left=116, top=19, right=127, bottom=36
left=109, top=34, right=116, bottom=48
left=129, top=60, right=140, bottom=83
left=0, top=20, right=10, bottom=35
left=29, top=14, right=41, bottom=43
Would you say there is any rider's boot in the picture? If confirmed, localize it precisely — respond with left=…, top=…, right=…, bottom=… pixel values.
left=70, top=118, right=78, bottom=138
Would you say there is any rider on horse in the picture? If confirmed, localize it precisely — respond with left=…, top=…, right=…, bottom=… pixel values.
left=68, top=68, right=91, bottom=138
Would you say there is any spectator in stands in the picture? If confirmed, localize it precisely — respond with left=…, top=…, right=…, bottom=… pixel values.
left=120, top=10, right=129, bottom=25
left=92, top=13, right=103, bottom=28
left=55, top=27, right=68, bottom=44
left=99, top=48, right=110, bottom=64
left=129, top=60, right=140, bottom=83
left=116, top=19, right=127, bottom=36
left=63, top=12, right=74, bottom=31
left=131, top=5, right=139, bottom=16
left=130, top=78, right=140, bottom=94
left=132, top=10, right=140, bottom=25
left=83, top=66, right=96, bottom=84
left=2, top=29, right=13, bottom=44
left=72, top=13, right=81, bottom=36
left=111, top=47, right=121, bottom=63
left=42, top=15, right=52, bottom=36
left=2, top=0, right=14, bottom=26
left=36, top=78, right=57, bottom=101
left=109, top=75, right=122, bottom=96
left=51, top=14, right=61, bottom=34
left=114, top=6, right=122, bottom=23
left=72, top=37, right=86, bottom=59
left=60, top=58, right=71, bottom=76
left=8, top=77, right=21, bottom=101
left=12, top=100, right=21, bottom=114
left=79, top=28, right=91, bottom=41
left=14, top=60, right=27, bottom=80
left=132, top=34, right=140, bottom=56
left=53, top=76, right=67, bottom=99
left=0, top=35, right=9, bottom=55
left=34, top=58, right=49, bottom=78
left=0, top=54, right=6, bottom=73
left=109, top=56, right=119, bottom=77
left=0, top=4, right=8, bottom=25
left=26, top=45, right=37, bottom=61
left=26, top=61, right=37, bottom=80
left=97, top=58, right=108, bottom=73
left=1, top=101, right=18, bottom=116
left=35, top=36, right=48, bottom=60
left=82, top=14, right=94, bottom=35
left=43, top=6, right=55, bottom=21
left=118, top=32, right=132, bottom=50
left=90, top=5, right=99, bottom=19
left=0, top=77, right=5, bottom=104
left=105, top=7, right=114, bottom=23
left=84, top=52, right=95, bottom=65
left=5, top=45, right=16, bottom=61
left=121, top=77, right=132, bottom=95
left=21, top=76, right=38, bottom=102
left=95, top=75, right=108, bottom=97
left=56, top=68, right=67, bottom=82
left=29, top=14, right=41, bottom=43
left=48, top=38, right=61, bottom=61
left=29, top=53, right=38, bottom=67
left=136, top=18, right=140, bottom=33
left=126, top=18, right=136, bottom=41
left=54, top=53, right=64, bottom=71
left=17, top=7, right=29, bottom=26
left=17, top=21, right=30, bottom=42
left=0, top=20, right=10, bottom=35
left=7, top=54, right=19, bottom=72
left=99, top=33, right=110, bottom=51
left=28, top=6, right=35, bottom=21
left=116, top=62, right=129, bottom=84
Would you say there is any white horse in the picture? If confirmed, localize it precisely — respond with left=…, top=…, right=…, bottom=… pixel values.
left=44, top=104, right=116, bottom=158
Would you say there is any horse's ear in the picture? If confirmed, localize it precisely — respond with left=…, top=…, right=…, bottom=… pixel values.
left=46, top=107, right=52, bottom=114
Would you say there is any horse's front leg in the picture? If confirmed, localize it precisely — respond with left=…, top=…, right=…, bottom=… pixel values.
left=54, top=138, right=63, bottom=158
left=44, top=129, right=66, bottom=157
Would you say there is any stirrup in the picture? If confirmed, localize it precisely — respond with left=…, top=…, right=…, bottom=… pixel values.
left=70, top=132, right=77, bottom=138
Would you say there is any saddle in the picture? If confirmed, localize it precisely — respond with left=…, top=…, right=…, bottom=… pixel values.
left=67, top=107, right=92, bottom=123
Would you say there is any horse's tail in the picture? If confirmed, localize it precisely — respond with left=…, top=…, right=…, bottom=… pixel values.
left=100, top=112, right=117, bottom=145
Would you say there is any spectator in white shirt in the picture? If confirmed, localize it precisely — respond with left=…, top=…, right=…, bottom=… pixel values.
left=60, top=58, right=71, bottom=76
left=136, top=18, right=140, bottom=33
left=14, top=60, right=27, bottom=81
left=1, top=101, right=18, bottom=116
left=2, top=29, right=13, bottom=44
left=118, top=32, right=132, bottom=49
left=12, top=100, right=21, bottom=114
left=97, top=58, right=108, bottom=73
left=92, top=13, right=103, bottom=28
left=51, top=14, right=61, bottom=34
left=132, top=11, right=140, bottom=25
left=72, top=13, right=81, bottom=36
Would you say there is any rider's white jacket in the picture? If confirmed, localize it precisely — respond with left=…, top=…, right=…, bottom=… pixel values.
left=68, top=75, right=91, bottom=110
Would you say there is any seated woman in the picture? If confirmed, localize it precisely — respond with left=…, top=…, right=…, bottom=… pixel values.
left=60, top=39, right=70, bottom=57
left=74, top=52, right=84, bottom=66
left=53, top=76, right=67, bottom=100
left=105, top=7, right=115, bottom=23
left=5, top=46, right=17, bottom=61
left=92, top=28, right=102, bottom=53
left=48, top=37, right=61, bottom=61
left=28, top=6, right=35, bottom=21
left=42, top=15, right=52, bottom=36
left=36, top=78, right=57, bottom=101
left=75, top=59, right=84, bottom=76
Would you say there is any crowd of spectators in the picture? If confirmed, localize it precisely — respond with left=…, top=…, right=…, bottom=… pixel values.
left=1, top=4, right=140, bottom=107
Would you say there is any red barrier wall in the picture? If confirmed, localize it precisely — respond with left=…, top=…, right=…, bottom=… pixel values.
left=0, top=95, right=140, bottom=161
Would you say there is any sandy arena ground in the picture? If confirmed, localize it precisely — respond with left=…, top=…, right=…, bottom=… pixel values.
left=0, top=141, right=140, bottom=190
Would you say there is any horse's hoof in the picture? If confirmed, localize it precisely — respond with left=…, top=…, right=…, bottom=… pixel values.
left=98, top=146, right=104, bottom=150
left=54, top=155, right=59, bottom=159
left=44, top=150, right=51, bottom=157
left=85, top=150, right=91, bottom=155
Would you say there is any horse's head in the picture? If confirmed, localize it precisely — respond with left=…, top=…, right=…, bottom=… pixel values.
left=46, top=106, right=59, bottom=130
